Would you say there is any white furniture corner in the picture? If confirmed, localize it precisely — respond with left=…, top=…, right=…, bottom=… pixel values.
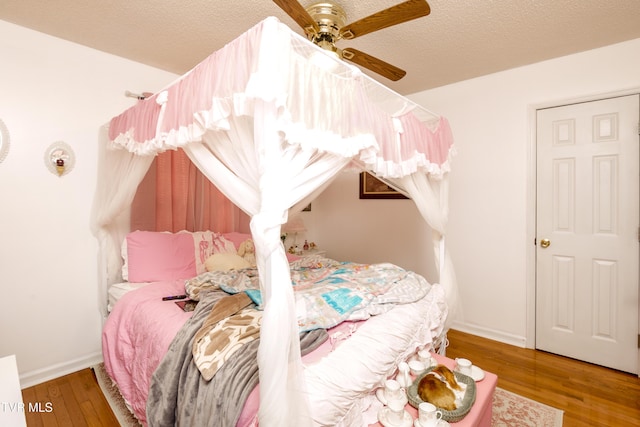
left=0, top=355, right=27, bottom=427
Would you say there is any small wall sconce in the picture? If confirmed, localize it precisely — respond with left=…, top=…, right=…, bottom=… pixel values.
left=45, top=141, right=75, bottom=177
left=55, top=158, right=65, bottom=175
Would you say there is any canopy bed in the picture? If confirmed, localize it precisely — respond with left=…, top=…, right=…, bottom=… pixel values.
left=91, top=16, right=456, bottom=427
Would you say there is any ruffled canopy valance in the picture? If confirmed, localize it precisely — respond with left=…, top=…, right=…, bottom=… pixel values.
left=92, top=17, right=456, bottom=427
left=106, top=17, right=453, bottom=179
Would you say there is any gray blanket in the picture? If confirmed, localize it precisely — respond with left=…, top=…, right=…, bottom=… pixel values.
left=146, top=289, right=328, bottom=427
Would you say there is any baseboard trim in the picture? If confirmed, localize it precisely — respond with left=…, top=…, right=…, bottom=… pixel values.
left=450, top=321, right=528, bottom=348
left=19, top=352, right=103, bottom=389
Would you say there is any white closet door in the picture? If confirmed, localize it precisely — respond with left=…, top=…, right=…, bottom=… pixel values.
left=536, top=94, right=639, bottom=374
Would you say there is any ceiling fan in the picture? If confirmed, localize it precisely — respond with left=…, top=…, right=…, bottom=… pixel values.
left=273, top=0, right=431, bottom=81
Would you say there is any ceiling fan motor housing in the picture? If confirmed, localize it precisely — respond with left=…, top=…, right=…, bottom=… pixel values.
left=274, top=0, right=430, bottom=80
left=305, top=2, right=347, bottom=49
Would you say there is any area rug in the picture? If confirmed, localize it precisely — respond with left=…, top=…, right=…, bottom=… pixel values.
left=492, top=387, right=563, bottom=426
left=92, top=363, right=140, bottom=426
left=94, top=363, right=563, bottom=426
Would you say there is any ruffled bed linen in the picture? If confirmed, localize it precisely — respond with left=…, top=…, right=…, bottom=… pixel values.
left=304, top=282, right=447, bottom=426
left=102, top=262, right=447, bottom=426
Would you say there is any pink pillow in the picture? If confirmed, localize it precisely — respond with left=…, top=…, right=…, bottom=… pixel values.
left=222, top=232, right=252, bottom=250
left=125, top=231, right=196, bottom=282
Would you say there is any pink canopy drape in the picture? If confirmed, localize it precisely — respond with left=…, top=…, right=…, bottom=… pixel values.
left=131, top=148, right=246, bottom=233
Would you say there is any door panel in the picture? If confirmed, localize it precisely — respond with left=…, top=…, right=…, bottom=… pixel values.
left=536, top=94, right=639, bottom=374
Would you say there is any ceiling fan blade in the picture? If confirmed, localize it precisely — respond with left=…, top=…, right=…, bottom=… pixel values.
left=341, top=48, right=406, bottom=81
left=340, top=0, right=430, bottom=40
left=273, top=0, right=319, bottom=34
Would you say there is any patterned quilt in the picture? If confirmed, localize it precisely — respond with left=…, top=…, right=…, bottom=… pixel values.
left=185, top=255, right=430, bottom=331
left=192, top=292, right=262, bottom=381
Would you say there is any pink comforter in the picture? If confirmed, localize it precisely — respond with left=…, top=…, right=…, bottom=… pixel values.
left=103, top=280, right=364, bottom=426
left=102, top=280, right=192, bottom=425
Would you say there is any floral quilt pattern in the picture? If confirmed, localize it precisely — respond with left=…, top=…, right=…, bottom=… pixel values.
left=185, top=255, right=430, bottom=331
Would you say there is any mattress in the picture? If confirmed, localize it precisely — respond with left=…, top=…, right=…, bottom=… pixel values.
left=107, top=281, right=152, bottom=312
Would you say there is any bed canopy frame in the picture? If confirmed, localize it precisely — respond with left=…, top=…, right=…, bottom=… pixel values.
left=90, top=17, right=456, bottom=426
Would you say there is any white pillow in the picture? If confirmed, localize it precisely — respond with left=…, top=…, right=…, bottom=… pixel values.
left=205, top=253, right=251, bottom=272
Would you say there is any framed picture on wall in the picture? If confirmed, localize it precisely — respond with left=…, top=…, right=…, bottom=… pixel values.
left=359, top=172, right=408, bottom=199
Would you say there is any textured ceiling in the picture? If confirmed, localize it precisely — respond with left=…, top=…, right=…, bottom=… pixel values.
left=2, top=0, right=640, bottom=95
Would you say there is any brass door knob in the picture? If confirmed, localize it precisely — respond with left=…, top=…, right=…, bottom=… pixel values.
left=540, top=238, right=551, bottom=248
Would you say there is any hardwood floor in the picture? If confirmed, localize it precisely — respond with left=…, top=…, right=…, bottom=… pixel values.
left=20, top=329, right=640, bottom=426
left=446, top=329, right=640, bottom=427
left=21, top=367, right=119, bottom=427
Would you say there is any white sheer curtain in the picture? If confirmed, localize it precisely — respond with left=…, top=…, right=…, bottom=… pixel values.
left=90, top=125, right=154, bottom=318
left=92, top=16, right=455, bottom=426
left=183, top=100, right=354, bottom=425
left=389, top=173, right=458, bottom=326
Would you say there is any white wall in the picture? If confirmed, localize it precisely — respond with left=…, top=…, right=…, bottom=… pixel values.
left=313, top=172, right=437, bottom=283
left=408, top=38, right=640, bottom=345
left=317, top=38, right=640, bottom=347
left=0, top=20, right=177, bottom=387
